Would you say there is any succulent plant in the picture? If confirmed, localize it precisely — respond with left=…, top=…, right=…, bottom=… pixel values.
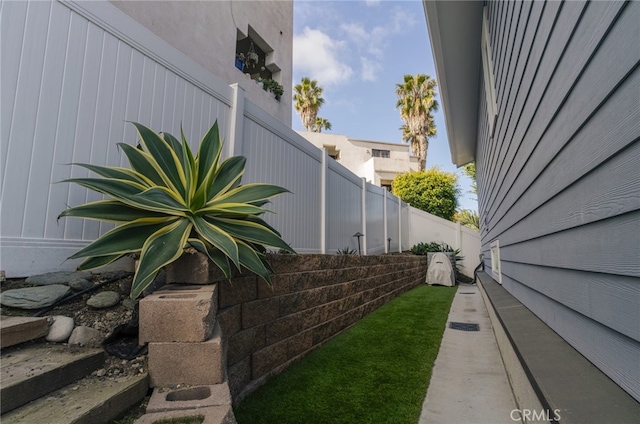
left=59, top=121, right=294, bottom=298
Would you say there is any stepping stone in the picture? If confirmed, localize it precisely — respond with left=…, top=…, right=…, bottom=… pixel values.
left=87, top=291, right=120, bottom=309
left=25, top=271, right=92, bottom=286
left=1, top=344, right=105, bottom=413
left=0, top=285, right=70, bottom=310
left=46, top=315, right=74, bottom=343
left=2, top=373, right=148, bottom=423
left=0, top=316, right=49, bottom=348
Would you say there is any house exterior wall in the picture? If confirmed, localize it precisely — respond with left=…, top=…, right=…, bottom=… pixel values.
left=110, top=0, right=293, bottom=126
left=298, top=132, right=420, bottom=187
left=476, top=0, right=639, bottom=401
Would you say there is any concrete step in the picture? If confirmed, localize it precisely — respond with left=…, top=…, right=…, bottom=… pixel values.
left=0, top=316, right=49, bottom=348
left=1, top=344, right=105, bottom=414
left=2, top=372, right=149, bottom=424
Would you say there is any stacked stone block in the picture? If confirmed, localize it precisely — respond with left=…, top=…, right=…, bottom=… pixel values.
left=216, top=253, right=427, bottom=404
left=136, top=253, right=236, bottom=423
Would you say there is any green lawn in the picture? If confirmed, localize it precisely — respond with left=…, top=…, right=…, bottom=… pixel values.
left=234, top=285, right=456, bottom=424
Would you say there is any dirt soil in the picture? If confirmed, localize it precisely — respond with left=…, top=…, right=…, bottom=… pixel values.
left=1, top=273, right=147, bottom=379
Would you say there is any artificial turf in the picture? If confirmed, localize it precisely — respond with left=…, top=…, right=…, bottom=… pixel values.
left=234, top=284, right=456, bottom=424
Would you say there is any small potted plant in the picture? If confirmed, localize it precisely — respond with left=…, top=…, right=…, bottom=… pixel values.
left=58, top=121, right=295, bottom=298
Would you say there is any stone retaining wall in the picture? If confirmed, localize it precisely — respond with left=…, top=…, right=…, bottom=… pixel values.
left=215, top=254, right=427, bottom=403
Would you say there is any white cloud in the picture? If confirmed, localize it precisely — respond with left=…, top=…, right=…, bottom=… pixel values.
left=364, top=0, right=381, bottom=7
left=360, top=57, right=381, bottom=82
left=293, top=27, right=353, bottom=86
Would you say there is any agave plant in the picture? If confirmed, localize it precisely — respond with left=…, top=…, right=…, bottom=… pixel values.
left=58, top=121, right=294, bottom=298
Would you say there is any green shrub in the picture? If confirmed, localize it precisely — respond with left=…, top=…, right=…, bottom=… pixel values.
left=392, top=168, right=460, bottom=220
left=58, top=121, right=294, bottom=298
left=336, top=247, right=357, bottom=255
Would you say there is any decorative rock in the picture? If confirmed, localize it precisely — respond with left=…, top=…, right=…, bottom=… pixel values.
left=87, top=291, right=120, bottom=309
left=25, top=271, right=92, bottom=286
left=68, top=277, right=93, bottom=291
left=122, top=298, right=137, bottom=310
left=46, top=315, right=75, bottom=342
left=68, top=326, right=102, bottom=347
left=94, top=270, right=130, bottom=280
left=0, top=285, right=70, bottom=309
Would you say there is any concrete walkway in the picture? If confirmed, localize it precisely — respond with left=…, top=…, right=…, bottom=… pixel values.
left=419, top=283, right=520, bottom=424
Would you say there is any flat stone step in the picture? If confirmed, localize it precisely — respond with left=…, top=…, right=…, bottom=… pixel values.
left=2, top=372, right=149, bottom=424
left=1, top=344, right=105, bottom=414
left=0, top=316, right=49, bottom=348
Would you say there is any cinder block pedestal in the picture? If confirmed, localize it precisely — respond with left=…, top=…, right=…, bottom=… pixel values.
left=148, top=323, right=225, bottom=387
left=139, top=284, right=218, bottom=344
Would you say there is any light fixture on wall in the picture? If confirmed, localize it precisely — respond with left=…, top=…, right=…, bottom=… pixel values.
left=353, top=232, right=364, bottom=255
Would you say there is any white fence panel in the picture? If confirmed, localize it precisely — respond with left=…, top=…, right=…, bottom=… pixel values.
left=241, top=102, right=322, bottom=253
left=1, top=0, right=233, bottom=276
left=386, top=193, right=399, bottom=252
left=326, top=161, right=363, bottom=254
left=401, top=203, right=411, bottom=251
left=1, top=0, right=481, bottom=277
left=365, top=185, right=385, bottom=255
left=460, top=226, right=482, bottom=275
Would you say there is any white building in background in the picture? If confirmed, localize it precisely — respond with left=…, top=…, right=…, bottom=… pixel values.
left=298, top=132, right=420, bottom=190
left=111, top=0, right=293, bottom=125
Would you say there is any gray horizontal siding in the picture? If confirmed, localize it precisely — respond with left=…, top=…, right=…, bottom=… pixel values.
left=478, top=0, right=640, bottom=401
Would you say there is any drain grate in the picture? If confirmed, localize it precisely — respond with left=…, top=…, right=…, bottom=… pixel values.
left=449, top=322, right=480, bottom=331
left=459, top=292, right=475, bottom=295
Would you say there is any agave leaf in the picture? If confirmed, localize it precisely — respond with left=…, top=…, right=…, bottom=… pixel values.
left=211, top=184, right=290, bottom=205
left=132, top=122, right=186, bottom=198
left=117, top=143, right=166, bottom=187
left=237, top=241, right=271, bottom=284
left=186, top=238, right=231, bottom=278
left=191, top=216, right=240, bottom=268
left=209, top=217, right=294, bottom=252
left=61, top=177, right=146, bottom=199
left=244, top=214, right=283, bottom=236
left=195, top=121, right=222, bottom=189
left=198, top=202, right=268, bottom=216
left=180, top=126, right=197, bottom=202
left=130, top=219, right=192, bottom=298
left=161, top=132, right=185, bottom=167
left=77, top=254, right=125, bottom=270
left=58, top=200, right=165, bottom=222
left=69, top=218, right=176, bottom=259
left=132, top=187, right=190, bottom=214
left=71, top=163, right=152, bottom=186
left=207, top=156, right=246, bottom=201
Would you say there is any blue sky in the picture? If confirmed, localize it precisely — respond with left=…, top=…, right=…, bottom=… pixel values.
left=291, top=0, right=477, bottom=212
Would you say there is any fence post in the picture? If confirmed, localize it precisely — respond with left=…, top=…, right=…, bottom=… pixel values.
left=321, top=149, right=328, bottom=254
left=383, top=189, right=388, bottom=254
left=398, top=198, right=402, bottom=253
left=227, top=84, right=245, bottom=158
left=361, top=177, right=367, bottom=255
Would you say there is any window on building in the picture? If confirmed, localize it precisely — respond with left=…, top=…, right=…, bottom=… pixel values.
left=481, top=6, right=498, bottom=136
left=323, top=145, right=340, bottom=160
left=372, top=149, right=390, bottom=158
left=235, top=28, right=273, bottom=82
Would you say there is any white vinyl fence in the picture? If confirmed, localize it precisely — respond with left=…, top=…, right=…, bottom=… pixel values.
left=0, top=0, right=480, bottom=277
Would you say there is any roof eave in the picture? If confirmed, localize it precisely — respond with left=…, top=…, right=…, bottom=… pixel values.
left=423, top=1, right=483, bottom=167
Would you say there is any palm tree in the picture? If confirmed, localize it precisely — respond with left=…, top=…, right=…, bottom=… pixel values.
left=312, top=117, right=332, bottom=133
left=396, top=74, right=438, bottom=170
left=454, top=209, right=480, bottom=231
left=293, top=77, right=325, bottom=131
